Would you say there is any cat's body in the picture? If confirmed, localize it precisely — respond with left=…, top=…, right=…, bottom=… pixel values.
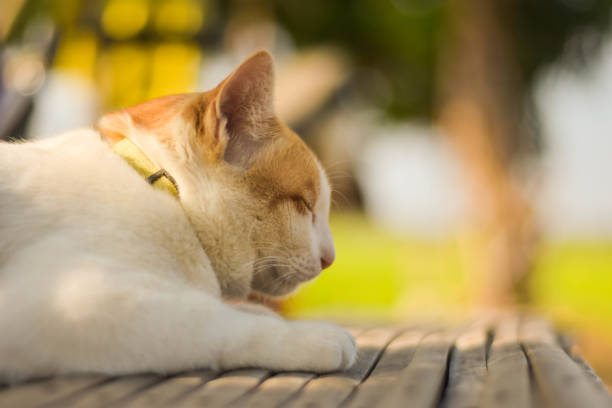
left=0, top=51, right=356, bottom=381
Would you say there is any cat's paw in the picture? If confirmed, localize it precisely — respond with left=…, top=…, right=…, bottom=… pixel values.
left=287, top=321, right=357, bottom=372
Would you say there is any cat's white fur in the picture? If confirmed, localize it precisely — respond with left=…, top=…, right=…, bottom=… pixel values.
left=0, top=51, right=355, bottom=381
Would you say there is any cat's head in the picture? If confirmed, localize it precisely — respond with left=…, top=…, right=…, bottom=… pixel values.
left=99, top=51, right=335, bottom=299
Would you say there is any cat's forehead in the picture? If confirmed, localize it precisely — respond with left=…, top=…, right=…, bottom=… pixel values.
left=249, top=127, right=321, bottom=204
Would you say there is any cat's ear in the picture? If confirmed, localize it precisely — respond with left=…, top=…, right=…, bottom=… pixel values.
left=99, top=94, right=192, bottom=146
left=212, top=50, right=275, bottom=168
left=98, top=111, right=130, bottom=145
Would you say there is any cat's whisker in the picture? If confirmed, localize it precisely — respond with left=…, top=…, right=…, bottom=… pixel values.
left=257, top=257, right=287, bottom=263
left=242, top=253, right=288, bottom=266
left=325, top=166, right=350, bottom=174
left=331, top=196, right=345, bottom=210
left=251, top=259, right=292, bottom=276
left=323, top=160, right=350, bottom=173
left=254, top=254, right=287, bottom=263
left=327, top=175, right=352, bottom=185
left=252, top=262, right=288, bottom=271
left=267, top=271, right=298, bottom=292
left=253, top=261, right=290, bottom=270
left=238, top=258, right=286, bottom=276
left=331, top=196, right=341, bottom=209
left=254, top=254, right=285, bottom=260
left=251, top=265, right=286, bottom=275
left=325, top=169, right=351, bottom=180
left=256, top=264, right=291, bottom=272
left=331, top=188, right=350, bottom=207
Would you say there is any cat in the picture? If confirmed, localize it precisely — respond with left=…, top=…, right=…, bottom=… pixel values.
left=0, top=50, right=356, bottom=381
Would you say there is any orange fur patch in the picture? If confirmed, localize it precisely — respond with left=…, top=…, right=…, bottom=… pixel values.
left=247, top=123, right=320, bottom=209
left=99, top=94, right=198, bottom=149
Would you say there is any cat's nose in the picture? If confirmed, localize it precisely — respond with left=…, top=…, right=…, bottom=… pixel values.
left=320, top=249, right=335, bottom=270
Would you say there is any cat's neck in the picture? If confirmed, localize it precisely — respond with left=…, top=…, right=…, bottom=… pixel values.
left=101, top=125, right=190, bottom=196
left=109, top=138, right=179, bottom=197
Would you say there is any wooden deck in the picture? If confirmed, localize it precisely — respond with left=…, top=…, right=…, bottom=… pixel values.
left=1, top=317, right=611, bottom=407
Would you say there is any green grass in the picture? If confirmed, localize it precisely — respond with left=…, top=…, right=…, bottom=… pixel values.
left=532, top=240, right=612, bottom=330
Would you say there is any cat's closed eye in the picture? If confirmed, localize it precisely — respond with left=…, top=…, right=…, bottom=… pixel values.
left=291, top=196, right=316, bottom=223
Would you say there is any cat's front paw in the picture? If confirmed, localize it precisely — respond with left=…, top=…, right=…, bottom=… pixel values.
left=288, top=321, right=357, bottom=372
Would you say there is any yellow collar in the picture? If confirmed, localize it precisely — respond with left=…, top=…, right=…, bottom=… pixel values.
left=111, top=138, right=179, bottom=198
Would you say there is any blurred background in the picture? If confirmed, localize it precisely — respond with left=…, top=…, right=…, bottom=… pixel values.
left=2, top=0, right=612, bottom=386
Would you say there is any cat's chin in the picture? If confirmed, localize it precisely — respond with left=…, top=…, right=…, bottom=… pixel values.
left=248, top=289, right=291, bottom=303
left=250, top=263, right=322, bottom=297
left=250, top=275, right=306, bottom=298
left=250, top=282, right=300, bottom=298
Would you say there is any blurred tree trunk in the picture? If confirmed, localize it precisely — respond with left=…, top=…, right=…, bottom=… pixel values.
left=437, top=0, right=536, bottom=307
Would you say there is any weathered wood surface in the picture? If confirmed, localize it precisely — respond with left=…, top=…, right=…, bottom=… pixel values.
left=481, top=317, right=530, bottom=408
left=1, top=317, right=610, bottom=408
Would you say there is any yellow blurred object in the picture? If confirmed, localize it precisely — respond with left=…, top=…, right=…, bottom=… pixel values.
left=148, top=42, right=201, bottom=98
left=53, top=30, right=99, bottom=79
left=102, top=0, right=149, bottom=40
left=153, top=0, right=204, bottom=36
left=98, top=43, right=149, bottom=108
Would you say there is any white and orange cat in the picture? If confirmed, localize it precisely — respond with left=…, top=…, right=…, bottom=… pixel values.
left=0, top=50, right=356, bottom=381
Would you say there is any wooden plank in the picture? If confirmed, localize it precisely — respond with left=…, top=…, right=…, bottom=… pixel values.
left=231, top=372, right=315, bottom=408
left=567, top=353, right=612, bottom=406
left=520, top=319, right=612, bottom=408
left=345, top=328, right=428, bottom=408
left=379, top=328, right=457, bottom=408
left=569, top=352, right=612, bottom=404
left=174, top=369, right=269, bottom=407
left=55, top=375, right=162, bottom=408
left=120, top=370, right=218, bottom=407
left=481, top=317, right=530, bottom=408
left=439, top=322, right=489, bottom=408
left=2, top=320, right=611, bottom=408
left=287, top=327, right=400, bottom=408
left=559, top=334, right=612, bottom=400
left=0, top=375, right=107, bottom=408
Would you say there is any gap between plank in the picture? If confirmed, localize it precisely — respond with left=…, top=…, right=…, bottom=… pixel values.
left=432, top=343, right=456, bottom=408
left=484, top=327, right=495, bottom=370
left=337, top=327, right=409, bottom=408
